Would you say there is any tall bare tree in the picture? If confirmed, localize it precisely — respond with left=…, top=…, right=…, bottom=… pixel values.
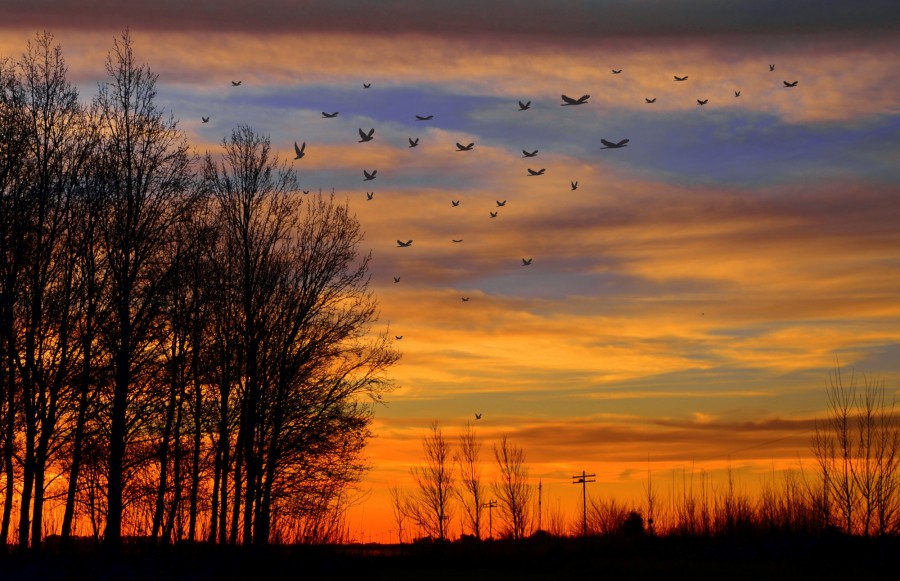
left=408, top=421, right=454, bottom=541
left=492, top=435, right=532, bottom=540
left=454, top=422, right=484, bottom=538
left=93, top=29, right=198, bottom=550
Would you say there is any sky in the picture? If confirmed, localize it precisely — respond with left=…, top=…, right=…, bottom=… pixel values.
left=2, top=0, right=899, bottom=542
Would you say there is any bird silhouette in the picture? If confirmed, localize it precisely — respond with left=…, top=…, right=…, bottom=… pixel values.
left=496, top=200, right=507, bottom=207
left=490, top=211, right=498, bottom=218
left=358, top=128, right=375, bottom=142
left=415, top=114, right=433, bottom=120
left=475, top=413, right=482, bottom=419
left=393, top=276, right=400, bottom=283
left=518, top=100, right=531, bottom=110
left=363, top=82, right=371, bottom=88
left=697, top=99, right=708, bottom=106
left=674, top=75, right=688, bottom=81
left=600, top=138, right=629, bottom=149
left=201, top=116, right=210, bottom=123
left=293, top=141, right=306, bottom=160
left=408, top=137, right=419, bottom=148
left=522, top=149, right=538, bottom=157
left=363, top=169, right=377, bottom=181
left=522, top=258, right=532, bottom=265
left=322, top=111, right=339, bottom=118
left=231, top=80, right=241, bottom=86
left=366, top=192, right=374, bottom=200
left=452, top=239, right=463, bottom=243
left=395, top=335, right=403, bottom=340
left=571, top=181, right=578, bottom=191
left=302, top=190, right=310, bottom=195
left=783, top=80, right=798, bottom=87
left=769, top=64, right=775, bottom=71
left=456, top=142, right=475, bottom=151
left=612, top=69, right=622, bottom=74
left=527, top=168, right=546, bottom=176
left=462, top=297, right=470, bottom=302
left=561, top=94, right=590, bottom=106
left=396, top=240, right=412, bottom=247
left=645, top=98, right=656, bottom=103
left=735, top=90, right=741, bottom=97
left=451, top=200, right=460, bottom=206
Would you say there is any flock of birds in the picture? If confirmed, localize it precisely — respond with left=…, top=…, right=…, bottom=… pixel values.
left=213, top=65, right=800, bottom=420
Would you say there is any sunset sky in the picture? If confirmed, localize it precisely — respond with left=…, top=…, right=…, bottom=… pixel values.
left=2, top=1, right=899, bottom=542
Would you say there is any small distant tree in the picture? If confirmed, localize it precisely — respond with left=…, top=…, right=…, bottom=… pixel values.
left=408, top=422, right=454, bottom=541
left=811, top=365, right=900, bottom=535
left=454, top=422, right=484, bottom=539
left=492, top=435, right=532, bottom=539
left=388, top=483, right=408, bottom=544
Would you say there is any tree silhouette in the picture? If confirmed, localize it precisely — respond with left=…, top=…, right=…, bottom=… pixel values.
left=493, top=435, right=532, bottom=540
left=408, top=421, right=455, bottom=541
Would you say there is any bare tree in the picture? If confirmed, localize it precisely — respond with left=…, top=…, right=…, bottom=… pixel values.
left=454, top=422, right=484, bottom=538
left=408, top=421, right=454, bottom=541
left=388, top=483, right=408, bottom=544
left=811, top=365, right=900, bottom=535
left=492, top=435, right=532, bottom=540
left=93, top=29, right=198, bottom=550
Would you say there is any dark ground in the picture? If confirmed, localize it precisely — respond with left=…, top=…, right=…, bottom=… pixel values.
left=1, top=533, right=897, bottom=580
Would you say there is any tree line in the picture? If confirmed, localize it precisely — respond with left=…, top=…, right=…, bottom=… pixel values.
left=398, top=369, right=899, bottom=543
left=0, top=30, right=398, bottom=550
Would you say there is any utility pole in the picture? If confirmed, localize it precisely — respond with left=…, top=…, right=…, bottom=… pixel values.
left=537, top=479, right=543, bottom=532
left=572, top=470, right=596, bottom=538
left=482, top=500, right=497, bottom=540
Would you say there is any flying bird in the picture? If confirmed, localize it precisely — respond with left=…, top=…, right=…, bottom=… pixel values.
left=302, top=190, right=310, bottom=195
left=474, top=413, right=481, bottom=419
left=363, top=83, right=371, bottom=88
left=451, top=200, right=460, bottom=206
left=322, top=111, right=339, bottom=118
left=522, top=258, right=533, bottom=265
left=600, top=138, right=629, bottom=149
left=735, top=90, right=741, bottom=97
left=396, top=240, right=412, bottom=247
left=645, top=98, right=656, bottom=103
left=571, top=181, right=578, bottom=191
left=395, top=335, right=403, bottom=340
left=415, top=114, right=433, bottom=120
left=366, top=192, right=374, bottom=200
left=293, top=141, right=306, bottom=160
left=231, top=80, right=241, bottom=86
left=783, top=80, right=798, bottom=87
left=527, top=168, right=546, bottom=176
left=496, top=200, right=507, bottom=207
left=456, top=142, right=475, bottom=151
left=462, top=297, right=470, bottom=302
left=561, top=94, right=590, bottom=106
left=408, top=137, right=419, bottom=148
left=522, top=149, right=538, bottom=157
left=697, top=99, right=708, bottom=106
left=769, top=64, right=775, bottom=71
left=452, top=239, right=463, bottom=243
left=490, top=211, right=498, bottom=218
left=518, top=100, right=531, bottom=110
left=674, top=75, right=688, bottom=81
left=612, top=69, right=622, bottom=74
left=358, top=128, right=375, bottom=142
left=393, top=276, right=400, bottom=283
left=363, top=169, right=377, bottom=181
left=201, top=116, right=210, bottom=123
